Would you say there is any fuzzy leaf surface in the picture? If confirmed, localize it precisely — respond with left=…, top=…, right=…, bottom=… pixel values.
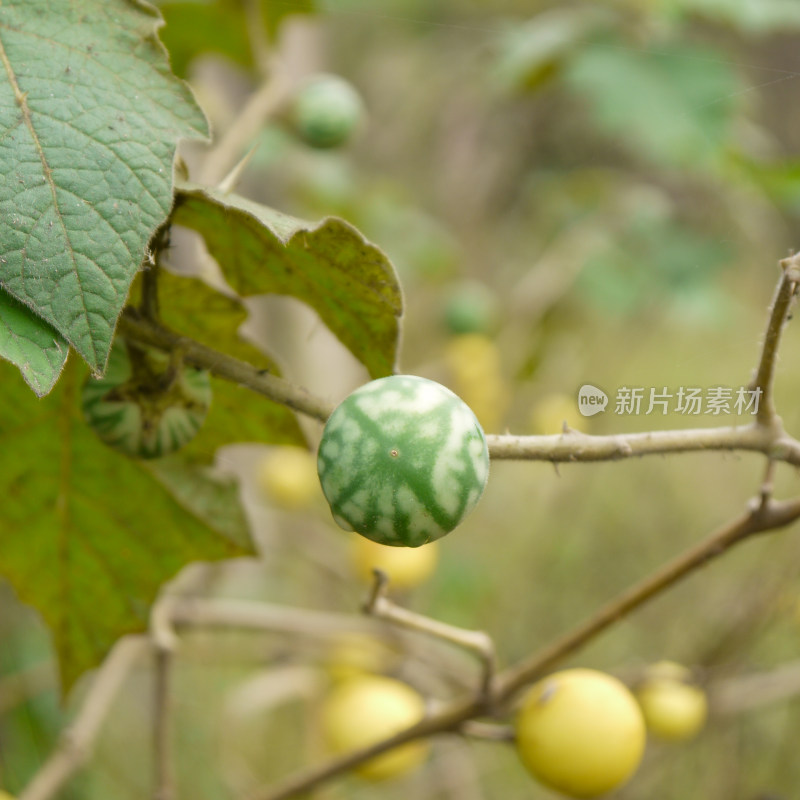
left=0, top=359, right=251, bottom=691
left=0, top=0, right=208, bottom=375
left=172, top=184, right=402, bottom=379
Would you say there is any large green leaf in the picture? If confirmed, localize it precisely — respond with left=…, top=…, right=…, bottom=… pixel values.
left=172, top=184, right=403, bottom=379
left=0, top=293, right=68, bottom=396
left=0, top=0, right=208, bottom=378
left=564, top=41, right=741, bottom=168
left=0, top=358, right=252, bottom=691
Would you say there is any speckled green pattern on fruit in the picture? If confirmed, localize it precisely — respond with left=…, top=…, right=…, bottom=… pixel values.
left=82, top=343, right=212, bottom=459
left=317, top=375, right=489, bottom=546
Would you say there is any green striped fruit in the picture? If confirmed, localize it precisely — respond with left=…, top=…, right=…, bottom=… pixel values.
left=317, top=375, right=489, bottom=547
left=82, top=341, right=211, bottom=459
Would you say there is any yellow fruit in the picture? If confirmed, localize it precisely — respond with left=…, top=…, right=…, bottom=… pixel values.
left=256, top=446, right=319, bottom=509
left=325, top=632, right=395, bottom=683
left=350, top=537, right=439, bottom=589
left=635, top=661, right=707, bottom=741
left=515, top=668, right=646, bottom=798
left=529, top=392, right=585, bottom=434
left=320, top=674, right=429, bottom=781
left=444, top=333, right=509, bottom=431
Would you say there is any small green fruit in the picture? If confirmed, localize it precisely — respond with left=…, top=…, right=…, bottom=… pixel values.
left=317, top=375, right=489, bottom=546
left=290, top=74, right=364, bottom=149
left=443, top=280, right=499, bottom=335
left=82, top=341, right=211, bottom=459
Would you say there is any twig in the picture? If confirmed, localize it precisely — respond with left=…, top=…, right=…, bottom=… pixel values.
left=751, top=253, right=800, bottom=426
left=494, top=496, right=800, bottom=700
left=117, top=312, right=334, bottom=422
left=199, top=70, right=292, bottom=187
left=365, top=570, right=497, bottom=699
left=118, top=311, right=800, bottom=465
left=150, top=601, right=178, bottom=800
left=711, top=658, right=800, bottom=714
left=485, top=423, right=800, bottom=465
left=153, top=647, right=175, bottom=800
left=19, top=637, right=149, bottom=800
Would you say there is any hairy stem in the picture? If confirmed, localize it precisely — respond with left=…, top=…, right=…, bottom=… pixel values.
left=118, top=312, right=334, bottom=422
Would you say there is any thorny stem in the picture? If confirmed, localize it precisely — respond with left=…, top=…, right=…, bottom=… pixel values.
left=117, top=311, right=335, bottom=422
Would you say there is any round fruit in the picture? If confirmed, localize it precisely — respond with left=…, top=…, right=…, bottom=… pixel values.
left=320, top=674, right=429, bottom=781
left=316, top=375, right=489, bottom=547
left=256, top=446, right=319, bottom=509
left=82, top=341, right=211, bottom=459
left=350, top=537, right=439, bottom=589
left=635, top=661, right=707, bottom=741
left=444, top=333, right=509, bottom=431
left=443, top=280, right=499, bottom=335
left=290, top=74, right=364, bottom=149
left=325, top=632, right=395, bottom=684
left=515, top=668, right=646, bottom=798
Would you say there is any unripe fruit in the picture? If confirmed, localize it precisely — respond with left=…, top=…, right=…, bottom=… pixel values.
left=635, top=661, right=707, bottom=741
left=289, top=74, right=364, bottom=149
left=320, top=674, right=429, bottom=781
left=443, top=280, right=499, bottom=335
left=515, top=668, right=646, bottom=798
left=82, top=341, right=211, bottom=459
left=256, top=446, right=319, bottom=509
left=350, top=537, right=439, bottom=589
left=317, top=375, right=489, bottom=547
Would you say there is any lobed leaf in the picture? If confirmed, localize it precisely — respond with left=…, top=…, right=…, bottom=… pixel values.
left=172, top=184, right=403, bottom=379
left=0, top=358, right=252, bottom=691
left=0, top=0, right=208, bottom=380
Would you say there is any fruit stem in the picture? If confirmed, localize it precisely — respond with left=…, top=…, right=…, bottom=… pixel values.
left=365, top=569, right=497, bottom=702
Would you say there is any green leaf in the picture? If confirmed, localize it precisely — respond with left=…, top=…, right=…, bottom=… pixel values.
left=564, top=41, right=741, bottom=168
left=0, top=293, right=68, bottom=396
left=145, top=456, right=250, bottom=546
left=172, top=184, right=403, bottom=379
left=0, top=358, right=252, bottom=691
left=0, top=0, right=208, bottom=376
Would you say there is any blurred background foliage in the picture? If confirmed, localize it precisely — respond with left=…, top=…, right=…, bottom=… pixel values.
left=3, top=0, right=800, bottom=798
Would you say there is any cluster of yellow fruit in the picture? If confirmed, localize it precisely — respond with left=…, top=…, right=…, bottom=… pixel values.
left=316, top=660, right=707, bottom=795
